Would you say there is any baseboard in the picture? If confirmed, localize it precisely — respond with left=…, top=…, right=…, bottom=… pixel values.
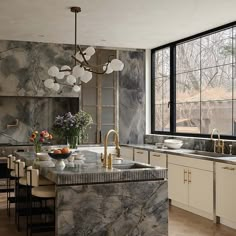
left=170, top=200, right=214, bottom=220
left=219, top=217, right=236, bottom=230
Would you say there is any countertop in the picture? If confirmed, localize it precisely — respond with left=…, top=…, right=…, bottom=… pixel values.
left=15, top=150, right=167, bottom=185
left=122, top=144, right=236, bottom=165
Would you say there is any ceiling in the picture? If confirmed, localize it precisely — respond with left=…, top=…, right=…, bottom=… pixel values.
left=0, top=0, right=235, bottom=49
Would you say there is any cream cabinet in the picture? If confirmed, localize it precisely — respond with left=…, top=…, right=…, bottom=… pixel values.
left=168, top=163, right=188, bottom=205
left=150, top=151, right=167, bottom=168
left=134, top=149, right=149, bottom=164
left=120, top=147, right=133, bottom=161
left=168, top=155, right=213, bottom=215
left=216, top=163, right=236, bottom=222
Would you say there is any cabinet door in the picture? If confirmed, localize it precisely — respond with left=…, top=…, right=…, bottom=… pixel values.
left=188, top=168, right=213, bottom=214
left=216, top=163, right=236, bottom=221
left=120, top=147, right=133, bottom=161
left=134, top=149, right=149, bottom=164
left=168, top=163, right=188, bottom=205
left=150, top=152, right=166, bottom=168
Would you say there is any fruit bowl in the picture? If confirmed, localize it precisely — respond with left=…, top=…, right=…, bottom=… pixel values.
left=48, top=152, right=72, bottom=160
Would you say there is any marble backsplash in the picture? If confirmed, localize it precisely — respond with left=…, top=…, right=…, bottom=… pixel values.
left=144, top=134, right=236, bottom=155
left=0, top=96, right=79, bottom=144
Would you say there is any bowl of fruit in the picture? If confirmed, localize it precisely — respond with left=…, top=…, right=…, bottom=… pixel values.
left=48, top=147, right=71, bottom=170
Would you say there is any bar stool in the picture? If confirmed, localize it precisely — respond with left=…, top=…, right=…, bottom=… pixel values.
left=15, top=161, right=54, bottom=233
left=14, top=159, right=26, bottom=231
left=6, top=155, right=17, bottom=216
left=26, top=166, right=55, bottom=236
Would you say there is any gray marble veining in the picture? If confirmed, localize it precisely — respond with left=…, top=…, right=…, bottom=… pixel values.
left=119, top=51, right=145, bottom=145
left=15, top=150, right=167, bottom=185
left=56, top=180, right=168, bottom=236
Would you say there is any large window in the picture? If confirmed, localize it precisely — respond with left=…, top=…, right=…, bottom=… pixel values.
left=151, top=22, right=236, bottom=138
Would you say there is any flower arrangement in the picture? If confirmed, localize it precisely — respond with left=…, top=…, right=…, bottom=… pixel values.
left=29, top=130, right=53, bottom=153
left=52, top=111, right=93, bottom=147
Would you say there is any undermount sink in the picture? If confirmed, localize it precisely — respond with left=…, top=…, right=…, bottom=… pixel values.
left=113, top=163, right=155, bottom=170
left=189, top=150, right=232, bottom=158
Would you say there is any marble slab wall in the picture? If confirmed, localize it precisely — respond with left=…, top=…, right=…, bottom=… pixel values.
left=0, top=40, right=80, bottom=97
left=119, top=51, right=145, bottom=144
left=56, top=180, right=168, bottom=236
left=0, top=97, right=79, bottom=143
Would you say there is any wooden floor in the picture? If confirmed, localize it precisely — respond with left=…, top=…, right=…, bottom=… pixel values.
left=1, top=192, right=236, bottom=236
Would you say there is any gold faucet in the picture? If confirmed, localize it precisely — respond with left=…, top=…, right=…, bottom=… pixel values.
left=210, top=128, right=224, bottom=154
left=103, top=129, right=120, bottom=168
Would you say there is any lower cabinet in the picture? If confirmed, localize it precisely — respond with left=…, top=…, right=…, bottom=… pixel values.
left=216, top=163, right=236, bottom=222
left=150, top=151, right=167, bottom=168
left=134, top=149, right=149, bottom=164
left=168, top=163, right=188, bottom=205
left=168, top=155, right=213, bottom=215
left=120, top=147, right=133, bottom=161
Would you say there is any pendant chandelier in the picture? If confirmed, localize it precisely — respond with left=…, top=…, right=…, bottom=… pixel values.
left=44, top=7, right=124, bottom=93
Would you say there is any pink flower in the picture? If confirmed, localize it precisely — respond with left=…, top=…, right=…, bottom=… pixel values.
left=39, top=137, right=44, bottom=143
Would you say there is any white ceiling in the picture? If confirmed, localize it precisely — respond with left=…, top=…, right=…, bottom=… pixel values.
left=0, top=0, right=235, bottom=49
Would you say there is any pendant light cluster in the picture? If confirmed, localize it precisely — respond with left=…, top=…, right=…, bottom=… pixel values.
left=44, top=7, right=124, bottom=93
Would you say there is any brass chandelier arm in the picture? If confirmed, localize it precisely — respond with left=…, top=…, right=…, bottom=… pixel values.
left=71, top=55, right=114, bottom=69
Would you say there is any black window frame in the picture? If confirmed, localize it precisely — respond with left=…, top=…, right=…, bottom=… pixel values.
left=151, top=21, right=236, bottom=139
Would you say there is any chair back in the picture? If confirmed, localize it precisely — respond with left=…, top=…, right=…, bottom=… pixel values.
left=26, top=166, right=39, bottom=187
left=15, top=160, right=25, bottom=177
left=7, top=155, right=16, bottom=170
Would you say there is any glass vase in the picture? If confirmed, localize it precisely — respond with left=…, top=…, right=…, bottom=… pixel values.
left=67, top=136, right=78, bottom=149
left=34, top=143, right=42, bottom=153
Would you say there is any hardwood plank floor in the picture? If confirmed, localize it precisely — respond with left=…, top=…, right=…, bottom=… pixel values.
left=1, top=192, right=236, bottom=235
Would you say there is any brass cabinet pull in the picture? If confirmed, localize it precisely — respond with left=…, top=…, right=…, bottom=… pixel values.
left=184, top=169, right=187, bottom=184
left=222, top=166, right=235, bottom=171
left=136, top=151, right=144, bottom=154
left=188, top=170, right=191, bottom=183
left=152, top=154, right=161, bottom=157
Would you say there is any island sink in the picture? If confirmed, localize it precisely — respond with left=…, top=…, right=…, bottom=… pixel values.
left=113, top=163, right=155, bottom=170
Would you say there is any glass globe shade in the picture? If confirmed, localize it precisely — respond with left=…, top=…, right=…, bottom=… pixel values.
left=72, top=85, right=81, bottom=93
left=119, top=62, right=124, bottom=71
left=72, top=65, right=85, bottom=78
left=61, top=65, right=71, bottom=76
left=103, top=63, right=113, bottom=74
left=48, top=66, right=59, bottom=77
left=75, top=52, right=84, bottom=62
left=84, top=55, right=91, bottom=61
left=66, top=75, right=76, bottom=85
left=53, top=83, right=60, bottom=92
left=44, top=79, right=54, bottom=89
left=110, top=59, right=123, bottom=71
left=80, top=71, right=92, bottom=83
left=56, top=72, right=65, bottom=80
left=84, top=47, right=95, bottom=56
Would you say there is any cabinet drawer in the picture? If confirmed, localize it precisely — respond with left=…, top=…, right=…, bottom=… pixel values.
left=134, top=149, right=149, bottom=164
left=120, top=147, right=133, bottom=161
left=150, top=151, right=166, bottom=168
left=168, top=154, right=213, bottom=172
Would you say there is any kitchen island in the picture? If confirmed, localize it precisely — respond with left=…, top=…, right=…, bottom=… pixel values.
left=15, top=150, right=168, bottom=236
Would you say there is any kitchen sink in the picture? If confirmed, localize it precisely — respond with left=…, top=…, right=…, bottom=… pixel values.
left=113, top=163, right=155, bottom=170
left=189, top=150, right=233, bottom=158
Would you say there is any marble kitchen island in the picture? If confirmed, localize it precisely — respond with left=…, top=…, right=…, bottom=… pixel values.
left=16, top=151, right=168, bottom=236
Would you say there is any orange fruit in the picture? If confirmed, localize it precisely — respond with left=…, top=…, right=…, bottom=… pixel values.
left=54, top=149, right=62, bottom=154
left=61, top=147, right=70, bottom=154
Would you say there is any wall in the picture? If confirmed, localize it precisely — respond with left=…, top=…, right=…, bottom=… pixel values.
left=119, top=50, right=145, bottom=144
left=0, top=40, right=146, bottom=144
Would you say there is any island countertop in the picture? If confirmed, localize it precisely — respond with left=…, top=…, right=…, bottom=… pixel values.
left=15, top=150, right=167, bottom=185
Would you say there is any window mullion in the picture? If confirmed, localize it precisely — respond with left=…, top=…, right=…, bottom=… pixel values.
left=170, top=45, right=176, bottom=133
